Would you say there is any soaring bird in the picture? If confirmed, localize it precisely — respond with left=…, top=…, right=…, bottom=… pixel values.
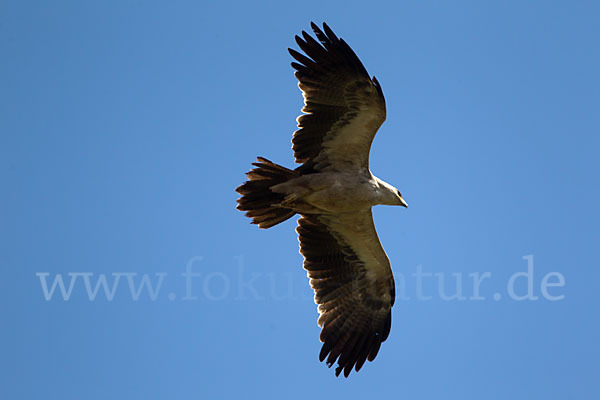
left=236, top=22, right=407, bottom=377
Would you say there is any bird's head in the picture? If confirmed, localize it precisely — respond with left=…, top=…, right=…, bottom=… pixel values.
left=376, top=178, right=408, bottom=208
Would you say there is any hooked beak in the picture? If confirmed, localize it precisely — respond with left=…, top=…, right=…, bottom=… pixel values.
left=399, top=196, right=408, bottom=208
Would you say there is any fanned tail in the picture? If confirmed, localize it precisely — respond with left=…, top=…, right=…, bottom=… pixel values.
left=235, top=157, right=298, bottom=229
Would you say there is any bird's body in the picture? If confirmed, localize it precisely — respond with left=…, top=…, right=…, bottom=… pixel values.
left=272, top=170, right=399, bottom=213
left=236, top=22, right=407, bottom=377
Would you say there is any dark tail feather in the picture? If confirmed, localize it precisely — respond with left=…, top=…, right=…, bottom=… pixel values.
left=236, top=157, right=298, bottom=229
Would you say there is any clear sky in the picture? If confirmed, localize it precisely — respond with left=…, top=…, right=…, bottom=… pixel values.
left=2, top=1, right=599, bottom=399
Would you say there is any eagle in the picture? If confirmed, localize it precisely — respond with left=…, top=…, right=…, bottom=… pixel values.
left=236, top=22, right=407, bottom=377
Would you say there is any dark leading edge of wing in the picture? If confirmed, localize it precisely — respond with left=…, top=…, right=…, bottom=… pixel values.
left=297, top=215, right=394, bottom=377
left=288, top=22, right=386, bottom=169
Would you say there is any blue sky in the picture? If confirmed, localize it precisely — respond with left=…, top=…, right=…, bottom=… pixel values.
left=1, top=1, right=599, bottom=399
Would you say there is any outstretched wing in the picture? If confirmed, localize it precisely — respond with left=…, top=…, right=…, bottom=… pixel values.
left=289, top=22, right=386, bottom=171
left=296, top=210, right=395, bottom=377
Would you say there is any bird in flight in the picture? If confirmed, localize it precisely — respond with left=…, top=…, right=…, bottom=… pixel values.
left=236, top=22, right=407, bottom=377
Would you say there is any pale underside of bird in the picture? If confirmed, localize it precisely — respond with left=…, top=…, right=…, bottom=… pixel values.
left=236, top=22, right=407, bottom=377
